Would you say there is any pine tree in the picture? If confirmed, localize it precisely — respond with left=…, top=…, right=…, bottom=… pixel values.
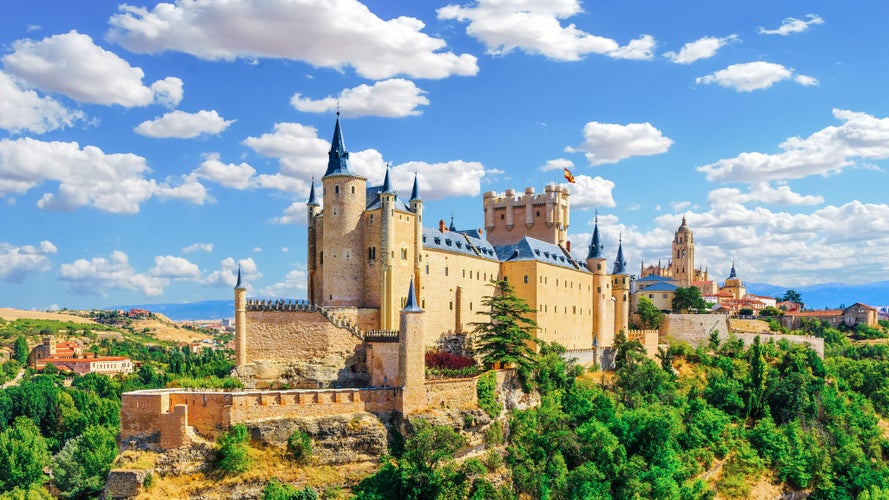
left=470, top=280, right=538, bottom=374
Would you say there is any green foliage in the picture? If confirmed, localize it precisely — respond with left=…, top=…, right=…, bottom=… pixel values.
left=52, top=424, right=118, bottom=499
left=476, top=371, right=502, bottom=418
left=484, top=420, right=504, bottom=446
left=0, top=484, right=53, bottom=500
left=671, top=286, right=710, bottom=313
left=758, top=306, right=785, bottom=317
left=635, top=296, right=664, bottom=329
left=287, top=430, right=312, bottom=465
left=262, top=479, right=317, bottom=500
left=13, top=336, right=29, bottom=365
left=715, top=441, right=764, bottom=499
left=780, top=289, right=803, bottom=306
left=216, top=424, right=252, bottom=474
left=470, top=280, right=538, bottom=376
left=0, top=417, right=50, bottom=493
left=738, top=307, right=754, bottom=316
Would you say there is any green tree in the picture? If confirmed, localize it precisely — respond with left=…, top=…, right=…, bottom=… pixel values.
left=13, top=336, right=28, bottom=365
left=52, top=425, right=118, bottom=499
left=636, top=297, right=664, bottom=329
left=0, top=417, right=50, bottom=493
left=758, top=306, right=785, bottom=317
left=287, top=430, right=312, bottom=465
left=780, top=289, right=803, bottom=306
left=471, top=280, right=538, bottom=375
left=216, top=424, right=251, bottom=474
left=671, top=287, right=709, bottom=313
left=262, top=479, right=317, bottom=500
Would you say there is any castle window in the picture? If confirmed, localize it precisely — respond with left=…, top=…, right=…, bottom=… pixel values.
left=523, top=275, right=528, bottom=284
left=425, top=265, right=429, bottom=274
left=422, top=300, right=426, bottom=308
left=463, top=269, right=466, bottom=278
left=663, top=294, right=668, bottom=299
left=556, top=279, right=559, bottom=286
left=351, top=186, right=355, bottom=194
left=477, top=271, right=480, bottom=280
left=536, top=211, right=540, bottom=217
left=573, top=306, right=576, bottom=314
left=500, top=214, right=505, bottom=220
left=649, top=294, right=654, bottom=299
left=445, top=267, right=449, bottom=276
left=597, top=287, right=601, bottom=293
left=597, top=263, right=601, bottom=270
left=449, top=301, right=453, bottom=310
left=319, top=252, right=323, bottom=265
left=469, top=302, right=473, bottom=311
left=370, top=214, right=374, bottom=221
left=401, top=248, right=408, bottom=260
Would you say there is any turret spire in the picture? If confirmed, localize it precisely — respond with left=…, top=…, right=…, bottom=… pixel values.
left=235, top=265, right=245, bottom=290
left=403, top=277, right=422, bottom=312
left=587, top=212, right=604, bottom=259
left=306, top=177, right=318, bottom=206
left=409, top=172, right=420, bottom=202
left=449, top=216, right=456, bottom=232
left=612, top=234, right=627, bottom=275
left=323, top=114, right=355, bottom=177
left=381, top=164, right=395, bottom=194
left=728, top=261, right=737, bottom=279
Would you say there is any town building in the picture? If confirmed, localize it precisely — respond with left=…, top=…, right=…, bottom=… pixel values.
left=30, top=337, right=133, bottom=375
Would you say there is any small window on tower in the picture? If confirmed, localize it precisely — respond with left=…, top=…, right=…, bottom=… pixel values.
left=500, top=214, right=505, bottom=220
left=351, top=186, right=355, bottom=194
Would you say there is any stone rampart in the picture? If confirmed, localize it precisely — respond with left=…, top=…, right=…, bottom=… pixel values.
left=733, top=333, right=824, bottom=358
left=628, top=329, right=660, bottom=358
left=423, top=377, right=477, bottom=411
left=663, top=314, right=824, bottom=358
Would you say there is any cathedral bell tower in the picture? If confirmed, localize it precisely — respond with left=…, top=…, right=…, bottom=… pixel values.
left=671, top=216, right=694, bottom=288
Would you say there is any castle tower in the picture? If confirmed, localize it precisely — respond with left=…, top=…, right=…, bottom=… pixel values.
left=483, top=184, right=569, bottom=246
left=320, top=115, right=367, bottom=306
left=234, top=267, right=248, bottom=367
left=586, top=216, right=610, bottom=347
left=379, top=167, right=397, bottom=329
left=398, top=278, right=425, bottom=414
left=670, top=216, right=694, bottom=287
left=612, top=236, right=630, bottom=339
left=306, top=178, right=321, bottom=304
left=409, top=174, right=423, bottom=308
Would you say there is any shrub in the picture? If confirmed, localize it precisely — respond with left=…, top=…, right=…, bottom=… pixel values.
left=263, top=479, right=317, bottom=500
left=425, top=351, right=475, bottom=370
left=484, top=420, right=504, bottom=446
left=477, top=371, right=502, bottom=418
left=216, top=424, right=251, bottom=473
left=287, top=430, right=312, bottom=465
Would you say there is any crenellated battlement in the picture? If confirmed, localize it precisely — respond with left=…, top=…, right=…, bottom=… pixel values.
left=364, top=330, right=399, bottom=342
left=483, top=185, right=570, bottom=246
left=246, top=298, right=317, bottom=312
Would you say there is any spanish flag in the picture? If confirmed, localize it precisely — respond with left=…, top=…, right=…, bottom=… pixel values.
left=563, top=167, right=576, bottom=184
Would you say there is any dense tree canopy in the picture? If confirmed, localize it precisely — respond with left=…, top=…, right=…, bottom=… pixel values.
left=671, top=287, right=709, bottom=313
left=470, top=280, right=538, bottom=375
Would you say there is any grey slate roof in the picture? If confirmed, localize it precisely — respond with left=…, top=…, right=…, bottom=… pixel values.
left=493, top=237, right=580, bottom=271
left=323, top=117, right=356, bottom=177
left=306, top=178, right=318, bottom=206
left=366, top=184, right=410, bottom=211
left=612, top=239, right=628, bottom=275
left=410, top=174, right=420, bottom=202
left=587, top=218, right=605, bottom=259
left=403, top=278, right=422, bottom=312
left=422, top=227, right=498, bottom=261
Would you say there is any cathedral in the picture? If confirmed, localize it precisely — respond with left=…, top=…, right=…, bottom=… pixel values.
left=305, top=116, right=631, bottom=353
left=638, top=216, right=709, bottom=288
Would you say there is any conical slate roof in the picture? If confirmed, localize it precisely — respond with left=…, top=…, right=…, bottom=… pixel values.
left=612, top=237, right=628, bottom=275
left=403, top=278, right=422, bottom=312
left=587, top=216, right=604, bottom=259
left=306, top=177, right=318, bottom=206
left=323, top=116, right=355, bottom=177
left=410, top=173, right=421, bottom=202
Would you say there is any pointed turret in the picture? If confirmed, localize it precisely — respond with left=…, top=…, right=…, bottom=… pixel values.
left=323, top=115, right=354, bottom=177
left=728, top=262, right=736, bottom=279
left=381, top=165, right=395, bottom=194
left=235, top=265, right=245, bottom=290
left=306, top=177, right=318, bottom=206
left=449, top=216, right=456, bottom=232
left=410, top=173, right=420, bottom=202
left=587, top=215, right=605, bottom=259
left=612, top=236, right=627, bottom=275
left=403, top=278, right=422, bottom=312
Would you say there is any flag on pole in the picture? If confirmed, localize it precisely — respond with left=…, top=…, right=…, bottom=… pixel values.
left=563, top=167, right=576, bottom=183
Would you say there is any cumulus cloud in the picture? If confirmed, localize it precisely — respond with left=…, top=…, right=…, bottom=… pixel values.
left=566, top=121, right=673, bottom=166
left=183, top=242, right=213, bottom=253
left=0, top=137, right=209, bottom=213
left=135, top=110, right=235, bottom=138
left=540, top=158, right=574, bottom=172
left=107, top=0, right=477, bottom=80
left=438, top=0, right=655, bottom=61
left=664, top=34, right=738, bottom=64
left=696, top=61, right=817, bottom=92
left=58, top=250, right=169, bottom=297
left=193, top=153, right=256, bottom=189
left=759, top=14, right=824, bottom=36
left=260, top=268, right=307, bottom=297
left=291, top=79, right=429, bottom=118
left=203, top=257, right=260, bottom=288
left=563, top=175, right=615, bottom=210
left=149, top=255, right=201, bottom=279
left=0, top=240, right=57, bottom=283
left=698, top=109, right=889, bottom=182
left=0, top=72, right=84, bottom=133
left=707, top=183, right=823, bottom=206
left=2, top=31, right=183, bottom=107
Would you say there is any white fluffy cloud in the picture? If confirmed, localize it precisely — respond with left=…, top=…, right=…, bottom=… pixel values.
left=696, top=61, right=817, bottom=92
left=260, top=268, right=308, bottom=297
left=759, top=14, right=824, bottom=36
left=59, top=250, right=168, bottom=297
left=438, top=0, right=655, bottom=61
left=563, top=175, right=615, bottom=210
left=708, top=183, right=823, bottom=207
left=567, top=121, right=673, bottom=166
left=2, top=31, right=183, bottom=107
left=135, top=110, right=235, bottom=138
left=194, top=154, right=256, bottom=189
left=291, top=79, right=429, bottom=118
left=149, top=255, right=201, bottom=279
left=107, top=0, right=477, bottom=80
left=0, top=240, right=56, bottom=283
left=203, top=257, right=260, bottom=288
left=0, top=72, right=84, bottom=133
left=182, top=242, right=213, bottom=253
left=0, top=137, right=209, bottom=213
left=698, top=109, right=889, bottom=182
left=540, top=158, right=574, bottom=172
left=664, top=34, right=738, bottom=64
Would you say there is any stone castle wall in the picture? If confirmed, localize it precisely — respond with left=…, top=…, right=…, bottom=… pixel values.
left=245, top=310, right=362, bottom=364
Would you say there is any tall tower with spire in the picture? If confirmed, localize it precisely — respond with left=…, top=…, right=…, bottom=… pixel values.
left=306, top=178, right=321, bottom=304
left=612, top=236, right=630, bottom=338
left=234, top=266, right=248, bottom=367
left=320, top=115, right=367, bottom=307
left=379, top=167, right=397, bottom=329
left=586, top=215, right=610, bottom=347
left=409, top=174, right=423, bottom=309
left=670, top=216, right=695, bottom=287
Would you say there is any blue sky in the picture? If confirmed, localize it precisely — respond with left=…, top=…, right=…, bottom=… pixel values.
left=2, top=0, right=888, bottom=310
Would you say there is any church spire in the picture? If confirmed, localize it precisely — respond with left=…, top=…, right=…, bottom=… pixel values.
left=409, top=173, right=421, bottom=202
left=306, top=177, right=318, bottom=206
left=612, top=234, right=627, bottom=275
left=323, top=114, right=354, bottom=177
left=587, top=213, right=604, bottom=259
left=728, top=261, right=737, bottom=279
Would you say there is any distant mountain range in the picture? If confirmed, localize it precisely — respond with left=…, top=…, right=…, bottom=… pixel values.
left=114, top=281, right=888, bottom=321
